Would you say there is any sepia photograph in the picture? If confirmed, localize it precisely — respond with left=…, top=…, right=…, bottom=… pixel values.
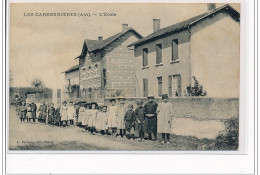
left=9, top=3, right=240, bottom=151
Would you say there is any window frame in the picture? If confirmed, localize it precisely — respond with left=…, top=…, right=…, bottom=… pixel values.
left=171, top=39, right=179, bottom=62
left=142, top=48, right=148, bottom=67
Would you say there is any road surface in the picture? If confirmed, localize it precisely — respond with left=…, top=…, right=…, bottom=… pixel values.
left=8, top=106, right=213, bottom=150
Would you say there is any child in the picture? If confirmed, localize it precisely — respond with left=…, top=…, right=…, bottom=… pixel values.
left=135, top=100, right=145, bottom=142
left=88, top=102, right=98, bottom=134
left=38, top=101, right=47, bottom=123
left=47, top=103, right=55, bottom=125
left=19, top=102, right=27, bottom=122
left=124, top=104, right=136, bottom=139
left=116, top=98, right=127, bottom=137
left=77, top=103, right=85, bottom=128
left=35, top=99, right=41, bottom=123
left=74, top=102, right=80, bottom=126
left=107, top=99, right=117, bottom=136
left=26, top=103, right=32, bottom=122
left=82, top=103, right=90, bottom=131
left=97, top=106, right=108, bottom=135
left=54, top=107, right=61, bottom=126
left=60, top=101, right=68, bottom=127
left=67, top=102, right=75, bottom=126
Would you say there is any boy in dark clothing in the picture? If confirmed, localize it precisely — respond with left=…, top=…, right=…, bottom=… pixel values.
left=30, top=101, right=37, bottom=123
left=135, top=100, right=145, bottom=142
left=47, top=103, right=55, bottom=125
left=124, top=104, right=135, bottom=139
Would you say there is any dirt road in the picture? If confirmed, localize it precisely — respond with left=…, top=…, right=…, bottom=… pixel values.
left=8, top=106, right=213, bottom=150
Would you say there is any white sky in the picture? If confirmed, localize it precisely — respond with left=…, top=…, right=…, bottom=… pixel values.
left=9, top=3, right=240, bottom=88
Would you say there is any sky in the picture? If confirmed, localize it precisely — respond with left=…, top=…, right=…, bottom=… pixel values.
left=9, top=3, right=240, bottom=88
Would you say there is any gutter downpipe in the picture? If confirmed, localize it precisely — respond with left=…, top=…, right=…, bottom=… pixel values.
left=187, top=24, right=192, bottom=87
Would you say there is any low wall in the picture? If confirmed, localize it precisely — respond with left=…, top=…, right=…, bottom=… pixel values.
left=104, top=97, right=239, bottom=139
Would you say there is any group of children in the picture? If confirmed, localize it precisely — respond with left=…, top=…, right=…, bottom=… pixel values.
left=63, top=98, right=144, bottom=140
left=16, top=94, right=174, bottom=143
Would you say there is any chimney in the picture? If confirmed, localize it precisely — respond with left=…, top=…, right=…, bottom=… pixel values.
left=207, top=3, right=216, bottom=11
left=153, top=19, right=160, bottom=32
left=122, top=24, right=128, bottom=32
left=98, top=36, right=103, bottom=41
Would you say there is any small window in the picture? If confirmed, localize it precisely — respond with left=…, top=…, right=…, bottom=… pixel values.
left=143, top=48, right=148, bottom=67
left=157, top=76, right=162, bottom=96
left=156, top=44, right=162, bottom=64
left=172, top=39, right=179, bottom=61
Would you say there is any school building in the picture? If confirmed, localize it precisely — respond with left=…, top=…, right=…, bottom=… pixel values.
left=75, top=24, right=142, bottom=100
left=128, top=4, right=240, bottom=98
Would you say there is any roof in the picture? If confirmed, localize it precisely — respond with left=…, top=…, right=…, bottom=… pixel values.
left=128, top=4, right=240, bottom=47
left=75, top=28, right=142, bottom=59
left=63, top=65, right=79, bottom=74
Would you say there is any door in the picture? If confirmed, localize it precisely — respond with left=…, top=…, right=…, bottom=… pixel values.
left=173, top=75, right=181, bottom=96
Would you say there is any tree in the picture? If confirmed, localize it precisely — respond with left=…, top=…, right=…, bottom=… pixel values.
left=186, top=76, right=207, bottom=96
left=31, top=78, right=45, bottom=89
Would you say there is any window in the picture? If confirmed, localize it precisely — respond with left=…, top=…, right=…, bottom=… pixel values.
left=143, top=48, right=148, bottom=67
left=172, top=39, right=179, bottom=61
left=156, top=44, right=162, bottom=64
left=57, top=89, right=61, bottom=98
left=168, top=76, right=172, bottom=97
left=157, top=76, right=162, bottom=96
left=143, top=79, right=148, bottom=97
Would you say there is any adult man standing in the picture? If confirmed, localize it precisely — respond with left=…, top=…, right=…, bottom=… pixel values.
left=30, top=100, right=37, bottom=123
left=157, top=94, right=173, bottom=144
left=144, top=96, right=158, bottom=141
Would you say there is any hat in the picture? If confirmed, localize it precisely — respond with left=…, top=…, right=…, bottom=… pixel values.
left=119, top=97, right=126, bottom=101
left=137, top=100, right=143, bottom=105
left=147, top=96, right=154, bottom=99
left=90, top=102, right=98, bottom=107
left=162, top=94, right=168, bottom=99
left=110, top=98, right=116, bottom=102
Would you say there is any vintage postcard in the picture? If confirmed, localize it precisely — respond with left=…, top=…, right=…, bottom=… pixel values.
left=9, top=2, right=241, bottom=151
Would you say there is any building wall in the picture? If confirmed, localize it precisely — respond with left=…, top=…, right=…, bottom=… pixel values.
left=64, top=69, right=79, bottom=85
left=190, top=12, right=240, bottom=97
left=134, top=30, right=191, bottom=97
left=79, top=31, right=140, bottom=99
left=104, top=32, right=139, bottom=97
left=79, top=52, right=105, bottom=99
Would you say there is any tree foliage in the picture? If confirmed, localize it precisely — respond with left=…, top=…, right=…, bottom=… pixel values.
left=31, top=78, right=45, bottom=88
left=187, top=76, right=207, bottom=96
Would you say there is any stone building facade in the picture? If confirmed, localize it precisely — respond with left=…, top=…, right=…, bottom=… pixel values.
left=76, top=24, right=142, bottom=100
left=129, top=4, right=240, bottom=98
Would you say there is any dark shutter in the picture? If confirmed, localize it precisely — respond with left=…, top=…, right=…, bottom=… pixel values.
left=143, top=48, right=148, bottom=67
left=156, top=44, right=162, bottom=64
left=172, top=39, right=178, bottom=61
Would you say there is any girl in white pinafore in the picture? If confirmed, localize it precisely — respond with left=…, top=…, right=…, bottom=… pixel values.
left=67, top=102, right=75, bottom=126
left=107, top=99, right=117, bottom=136
left=60, top=101, right=68, bottom=127
left=88, top=103, right=98, bottom=134
left=77, top=104, right=85, bottom=126
left=81, top=104, right=90, bottom=131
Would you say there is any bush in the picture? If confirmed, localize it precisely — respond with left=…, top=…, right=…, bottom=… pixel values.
left=213, top=117, right=239, bottom=150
